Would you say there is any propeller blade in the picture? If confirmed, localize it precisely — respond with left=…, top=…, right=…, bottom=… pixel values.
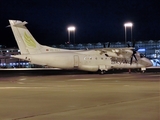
left=133, top=50, right=136, bottom=55
left=133, top=54, right=137, bottom=61
left=130, top=50, right=138, bottom=65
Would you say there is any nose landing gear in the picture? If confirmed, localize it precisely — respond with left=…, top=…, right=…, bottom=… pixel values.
left=98, top=70, right=106, bottom=74
left=141, top=67, right=146, bottom=73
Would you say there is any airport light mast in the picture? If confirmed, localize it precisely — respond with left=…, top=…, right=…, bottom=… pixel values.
left=124, top=22, right=133, bottom=45
left=67, top=26, right=76, bottom=44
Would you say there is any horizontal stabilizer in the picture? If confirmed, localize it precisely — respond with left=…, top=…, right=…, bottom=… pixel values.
left=11, top=55, right=28, bottom=60
left=11, top=20, right=28, bottom=27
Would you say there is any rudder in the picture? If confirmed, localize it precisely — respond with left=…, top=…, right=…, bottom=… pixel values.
left=9, top=20, right=42, bottom=54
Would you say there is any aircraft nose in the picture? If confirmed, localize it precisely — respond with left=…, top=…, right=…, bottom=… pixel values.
left=141, top=58, right=152, bottom=67
left=146, top=58, right=153, bottom=67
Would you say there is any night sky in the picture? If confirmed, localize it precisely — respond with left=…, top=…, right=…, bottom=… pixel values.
left=0, top=0, right=160, bottom=47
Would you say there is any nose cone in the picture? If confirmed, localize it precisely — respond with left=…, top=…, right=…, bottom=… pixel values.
left=145, top=58, right=153, bottom=67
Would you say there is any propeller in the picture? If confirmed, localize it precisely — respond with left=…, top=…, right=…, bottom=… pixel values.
left=128, top=42, right=138, bottom=65
left=130, top=49, right=138, bottom=64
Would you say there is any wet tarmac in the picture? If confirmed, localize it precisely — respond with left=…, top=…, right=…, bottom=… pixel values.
left=0, top=70, right=159, bottom=120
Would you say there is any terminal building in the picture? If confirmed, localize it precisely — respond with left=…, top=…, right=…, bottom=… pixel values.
left=0, top=40, right=160, bottom=68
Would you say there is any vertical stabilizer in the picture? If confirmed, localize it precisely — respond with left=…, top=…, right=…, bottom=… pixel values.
left=9, top=20, right=42, bottom=54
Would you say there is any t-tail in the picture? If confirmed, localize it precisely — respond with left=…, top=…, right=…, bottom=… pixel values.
left=8, top=20, right=66, bottom=55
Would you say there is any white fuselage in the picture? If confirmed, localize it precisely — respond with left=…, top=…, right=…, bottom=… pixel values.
left=12, top=51, right=152, bottom=72
left=13, top=52, right=112, bottom=72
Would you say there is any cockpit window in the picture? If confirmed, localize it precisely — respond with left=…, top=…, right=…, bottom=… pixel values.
left=140, top=53, right=144, bottom=58
left=105, top=54, right=109, bottom=57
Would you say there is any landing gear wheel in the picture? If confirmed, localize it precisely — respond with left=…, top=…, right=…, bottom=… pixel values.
left=100, top=70, right=106, bottom=75
left=142, top=70, right=145, bottom=73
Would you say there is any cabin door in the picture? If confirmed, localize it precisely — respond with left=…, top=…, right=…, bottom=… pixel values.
left=74, top=55, right=79, bottom=68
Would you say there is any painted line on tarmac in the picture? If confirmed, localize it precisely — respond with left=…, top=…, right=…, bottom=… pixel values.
left=70, top=78, right=95, bottom=81
left=19, top=78, right=27, bottom=81
left=0, top=87, right=47, bottom=89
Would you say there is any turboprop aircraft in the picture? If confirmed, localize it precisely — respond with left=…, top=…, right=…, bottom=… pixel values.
left=8, top=20, right=152, bottom=74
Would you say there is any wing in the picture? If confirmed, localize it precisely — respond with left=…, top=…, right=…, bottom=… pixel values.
left=94, top=47, right=134, bottom=58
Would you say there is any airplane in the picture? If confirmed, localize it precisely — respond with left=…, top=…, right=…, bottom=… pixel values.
left=8, top=20, right=152, bottom=74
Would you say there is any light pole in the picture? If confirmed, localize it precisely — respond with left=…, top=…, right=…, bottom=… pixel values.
left=67, top=26, right=76, bottom=44
left=124, top=22, right=133, bottom=45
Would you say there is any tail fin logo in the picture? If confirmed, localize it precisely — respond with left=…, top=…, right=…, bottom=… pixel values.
left=24, top=32, right=36, bottom=48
